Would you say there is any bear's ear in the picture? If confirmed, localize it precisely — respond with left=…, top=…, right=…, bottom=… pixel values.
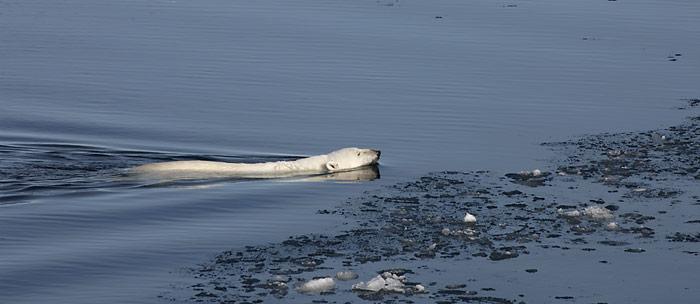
left=325, top=161, right=339, bottom=171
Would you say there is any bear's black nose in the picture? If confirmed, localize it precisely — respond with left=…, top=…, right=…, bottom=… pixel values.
left=373, top=150, right=381, bottom=157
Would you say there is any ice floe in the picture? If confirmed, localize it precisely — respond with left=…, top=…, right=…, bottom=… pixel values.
left=558, top=206, right=614, bottom=221
left=463, top=212, right=477, bottom=223
left=583, top=206, right=614, bottom=220
left=296, top=277, right=335, bottom=293
left=352, top=272, right=406, bottom=293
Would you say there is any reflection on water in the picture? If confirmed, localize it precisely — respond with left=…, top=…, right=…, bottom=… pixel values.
left=289, top=166, right=380, bottom=183
left=131, top=165, right=380, bottom=184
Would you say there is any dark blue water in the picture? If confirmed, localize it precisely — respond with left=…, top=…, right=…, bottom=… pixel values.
left=1, top=0, right=699, bottom=303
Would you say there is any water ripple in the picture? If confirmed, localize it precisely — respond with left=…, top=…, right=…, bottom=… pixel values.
left=0, top=142, right=304, bottom=205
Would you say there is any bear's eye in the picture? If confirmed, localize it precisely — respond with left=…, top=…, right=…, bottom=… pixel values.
left=357, top=152, right=361, bottom=156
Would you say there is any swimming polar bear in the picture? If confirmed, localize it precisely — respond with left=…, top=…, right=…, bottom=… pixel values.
left=131, top=147, right=380, bottom=179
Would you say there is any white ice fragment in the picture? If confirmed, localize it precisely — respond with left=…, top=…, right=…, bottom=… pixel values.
left=463, top=228, right=477, bottom=236
left=519, top=169, right=543, bottom=176
left=463, top=212, right=477, bottom=223
left=558, top=209, right=581, bottom=217
left=414, top=284, right=426, bottom=293
left=270, top=281, right=287, bottom=288
left=352, top=272, right=407, bottom=293
left=559, top=206, right=614, bottom=221
left=380, top=272, right=406, bottom=293
left=633, top=188, right=647, bottom=192
left=606, top=222, right=619, bottom=230
left=297, top=277, right=335, bottom=293
left=583, top=206, right=614, bottom=220
left=428, top=243, right=437, bottom=250
left=335, top=271, right=359, bottom=281
left=352, top=275, right=386, bottom=292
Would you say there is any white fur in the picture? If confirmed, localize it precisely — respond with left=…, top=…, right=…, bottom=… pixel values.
left=132, top=147, right=380, bottom=179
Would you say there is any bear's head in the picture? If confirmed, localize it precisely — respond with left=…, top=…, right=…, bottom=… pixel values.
left=324, top=147, right=380, bottom=172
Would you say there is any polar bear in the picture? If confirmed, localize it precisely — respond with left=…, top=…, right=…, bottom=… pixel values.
left=131, top=147, right=380, bottom=179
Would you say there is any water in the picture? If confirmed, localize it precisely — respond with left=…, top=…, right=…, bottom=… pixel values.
left=1, top=0, right=699, bottom=302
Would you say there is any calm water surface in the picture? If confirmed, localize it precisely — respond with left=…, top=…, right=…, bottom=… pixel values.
left=1, top=0, right=699, bottom=303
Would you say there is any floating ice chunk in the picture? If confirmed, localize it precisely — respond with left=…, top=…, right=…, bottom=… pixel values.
left=558, top=208, right=581, bottom=217
left=297, top=277, right=335, bottom=293
left=463, top=212, right=477, bottom=223
left=518, top=169, right=542, bottom=177
left=414, top=284, right=426, bottom=293
left=268, top=281, right=287, bottom=289
left=335, top=271, right=359, bottom=281
left=352, top=272, right=406, bottom=293
left=583, top=206, right=614, bottom=220
left=352, top=275, right=386, bottom=292
left=379, top=272, right=406, bottom=293
left=632, top=188, right=647, bottom=192
left=606, top=222, right=619, bottom=230
left=558, top=206, right=614, bottom=221
left=441, top=227, right=477, bottom=239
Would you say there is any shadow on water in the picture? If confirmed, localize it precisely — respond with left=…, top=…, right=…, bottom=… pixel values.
left=0, top=143, right=379, bottom=205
